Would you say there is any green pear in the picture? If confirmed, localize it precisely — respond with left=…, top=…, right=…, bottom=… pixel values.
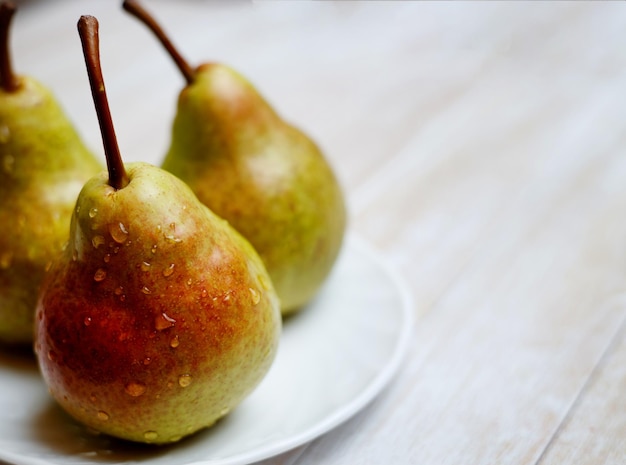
left=35, top=16, right=281, bottom=444
left=123, top=0, right=346, bottom=315
left=0, top=2, right=101, bottom=344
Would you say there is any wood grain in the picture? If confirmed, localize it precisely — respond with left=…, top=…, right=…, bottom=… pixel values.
left=4, top=1, right=626, bottom=464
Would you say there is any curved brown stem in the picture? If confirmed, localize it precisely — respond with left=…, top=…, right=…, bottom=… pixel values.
left=78, top=15, right=129, bottom=191
left=122, top=0, right=195, bottom=85
left=0, top=2, right=19, bottom=92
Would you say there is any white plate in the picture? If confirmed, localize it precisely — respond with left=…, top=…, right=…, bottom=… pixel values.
left=0, top=234, right=413, bottom=465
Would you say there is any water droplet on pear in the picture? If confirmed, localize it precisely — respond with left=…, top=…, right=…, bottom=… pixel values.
left=92, top=235, right=105, bottom=249
left=178, top=374, right=192, bottom=387
left=93, top=268, right=107, bottom=282
left=155, top=312, right=176, bottom=330
left=109, top=222, right=129, bottom=243
left=125, top=381, right=147, bottom=397
left=249, top=287, right=260, bottom=305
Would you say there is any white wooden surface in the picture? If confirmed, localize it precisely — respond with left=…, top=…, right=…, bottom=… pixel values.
left=6, top=1, right=626, bottom=464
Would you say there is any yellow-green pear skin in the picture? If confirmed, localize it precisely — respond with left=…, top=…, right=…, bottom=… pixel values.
left=0, top=77, right=101, bottom=344
left=162, top=64, right=347, bottom=315
left=35, top=162, right=281, bottom=444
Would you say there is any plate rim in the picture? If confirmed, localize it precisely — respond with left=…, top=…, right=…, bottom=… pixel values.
left=199, top=234, right=415, bottom=465
left=0, top=234, right=414, bottom=465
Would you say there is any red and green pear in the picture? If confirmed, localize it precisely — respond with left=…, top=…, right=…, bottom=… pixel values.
left=35, top=15, right=281, bottom=444
left=123, top=0, right=347, bottom=315
left=0, top=1, right=102, bottom=344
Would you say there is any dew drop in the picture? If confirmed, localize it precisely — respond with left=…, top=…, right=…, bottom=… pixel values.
left=93, top=268, right=107, bottom=282
left=170, top=335, right=179, bottom=348
left=88, top=207, right=98, bottom=218
left=151, top=244, right=158, bottom=254
left=249, top=288, right=260, bottom=305
left=0, top=252, right=12, bottom=269
left=114, top=286, right=124, bottom=296
left=178, top=374, right=192, bottom=388
left=165, top=234, right=182, bottom=244
left=186, top=278, right=192, bottom=286
left=223, top=293, right=231, bottom=302
left=97, top=411, right=109, bottom=421
left=163, top=263, right=175, bottom=277
left=75, top=205, right=81, bottom=214
left=169, top=222, right=176, bottom=230
left=84, top=317, right=92, bottom=326
left=143, top=357, right=152, bottom=365
left=109, top=222, right=129, bottom=244
left=92, top=235, right=105, bottom=249
left=155, top=312, right=176, bottom=331
left=120, top=295, right=126, bottom=302
left=104, top=254, right=111, bottom=263
left=141, top=286, right=152, bottom=295
left=125, top=381, right=147, bottom=397
left=144, top=431, right=158, bottom=441
left=141, top=261, right=151, bottom=272
left=201, top=289, right=208, bottom=298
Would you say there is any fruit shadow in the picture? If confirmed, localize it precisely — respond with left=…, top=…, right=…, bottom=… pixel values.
left=31, top=399, right=236, bottom=463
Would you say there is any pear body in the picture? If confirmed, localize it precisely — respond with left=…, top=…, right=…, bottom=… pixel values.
left=162, top=64, right=346, bottom=314
left=35, top=162, right=281, bottom=444
left=0, top=77, right=101, bottom=344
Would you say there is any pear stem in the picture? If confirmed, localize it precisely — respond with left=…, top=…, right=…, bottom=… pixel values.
left=122, top=0, right=195, bottom=85
left=0, top=2, right=19, bottom=92
left=78, top=16, right=129, bottom=191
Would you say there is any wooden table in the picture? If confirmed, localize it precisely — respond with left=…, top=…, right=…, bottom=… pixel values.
left=7, top=1, right=626, bottom=463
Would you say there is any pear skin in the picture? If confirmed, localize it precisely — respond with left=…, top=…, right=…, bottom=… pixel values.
left=0, top=2, right=101, bottom=344
left=122, top=0, right=347, bottom=315
left=162, top=64, right=347, bottom=314
left=0, top=78, right=101, bottom=344
left=35, top=16, right=280, bottom=445
left=36, top=162, right=281, bottom=444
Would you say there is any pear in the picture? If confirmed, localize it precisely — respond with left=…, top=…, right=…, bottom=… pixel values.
left=123, top=0, right=347, bottom=315
left=35, top=16, right=281, bottom=444
left=0, top=2, right=101, bottom=344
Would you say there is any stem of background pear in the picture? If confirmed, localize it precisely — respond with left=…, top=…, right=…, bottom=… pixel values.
left=77, top=16, right=129, bottom=191
left=122, top=0, right=195, bottom=85
left=0, top=2, right=19, bottom=92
